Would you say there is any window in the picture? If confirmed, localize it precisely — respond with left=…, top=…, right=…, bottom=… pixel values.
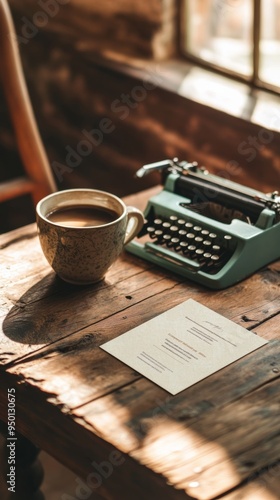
left=180, top=0, right=280, bottom=94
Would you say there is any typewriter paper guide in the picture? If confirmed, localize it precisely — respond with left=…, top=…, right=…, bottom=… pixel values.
left=101, top=299, right=268, bottom=395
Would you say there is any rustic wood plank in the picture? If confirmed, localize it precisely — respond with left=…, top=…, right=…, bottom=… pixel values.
left=127, top=378, right=280, bottom=499
left=5, top=278, right=188, bottom=405
left=122, top=185, right=161, bottom=211
left=71, top=342, right=280, bottom=473
left=3, top=344, right=279, bottom=499
left=0, top=224, right=51, bottom=316
left=71, top=340, right=280, bottom=448
left=4, top=263, right=279, bottom=404
left=0, top=245, right=153, bottom=319
left=253, top=313, right=280, bottom=340
left=0, top=373, right=189, bottom=500
left=0, top=223, right=37, bottom=248
left=0, top=267, right=182, bottom=365
left=5, top=261, right=280, bottom=399
left=222, top=462, right=280, bottom=499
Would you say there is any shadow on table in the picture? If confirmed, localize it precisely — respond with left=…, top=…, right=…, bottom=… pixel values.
left=2, top=271, right=110, bottom=346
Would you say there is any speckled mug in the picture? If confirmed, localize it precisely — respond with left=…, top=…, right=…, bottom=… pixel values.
left=36, top=189, right=144, bottom=285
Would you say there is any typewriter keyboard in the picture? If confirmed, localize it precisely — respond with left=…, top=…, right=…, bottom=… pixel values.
left=139, top=213, right=237, bottom=274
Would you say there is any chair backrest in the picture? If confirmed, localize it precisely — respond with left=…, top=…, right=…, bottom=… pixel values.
left=0, top=0, right=56, bottom=206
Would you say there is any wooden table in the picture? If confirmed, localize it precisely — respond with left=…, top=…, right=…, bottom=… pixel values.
left=0, top=186, right=280, bottom=500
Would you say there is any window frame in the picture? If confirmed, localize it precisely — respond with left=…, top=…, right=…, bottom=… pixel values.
left=178, top=0, right=280, bottom=96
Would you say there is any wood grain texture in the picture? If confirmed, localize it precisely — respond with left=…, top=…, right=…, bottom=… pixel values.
left=0, top=188, right=279, bottom=499
left=222, top=464, right=280, bottom=499
left=9, top=0, right=174, bottom=60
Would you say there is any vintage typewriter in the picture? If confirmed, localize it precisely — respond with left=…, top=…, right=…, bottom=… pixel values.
left=126, top=158, right=280, bottom=289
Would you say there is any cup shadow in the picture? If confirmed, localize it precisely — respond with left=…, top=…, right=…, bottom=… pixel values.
left=2, top=272, right=106, bottom=345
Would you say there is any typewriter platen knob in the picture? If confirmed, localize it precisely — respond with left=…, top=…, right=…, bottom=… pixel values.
left=183, top=161, right=209, bottom=175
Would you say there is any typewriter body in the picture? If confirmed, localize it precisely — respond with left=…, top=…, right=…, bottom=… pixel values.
left=126, top=159, right=280, bottom=289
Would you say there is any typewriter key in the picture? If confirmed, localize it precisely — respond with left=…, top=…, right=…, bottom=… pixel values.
left=167, top=237, right=180, bottom=249
left=179, top=229, right=187, bottom=237
left=212, top=245, right=221, bottom=252
left=153, top=229, right=164, bottom=242
left=162, top=221, right=171, bottom=229
left=155, top=218, right=164, bottom=225
left=181, top=244, right=192, bottom=254
left=211, top=254, right=220, bottom=261
left=209, top=233, right=217, bottom=239
left=203, top=252, right=212, bottom=259
left=163, top=234, right=172, bottom=243
left=186, top=232, right=195, bottom=240
left=223, top=234, right=233, bottom=249
left=193, top=225, right=202, bottom=232
left=184, top=245, right=196, bottom=258
left=170, top=225, right=179, bottom=233
left=188, top=245, right=196, bottom=252
left=177, top=219, right=186, bottom=226
left=203, top=240, right=212, bottom=247
left=170, top=215, right=178, bottom=222
left=147, top=226, right=155, bottom=235
left=195, top=236, right=203, bottom=244
left=185, top=222, right=193, bottom=229
left=179, top=241, right=188, bottom=251
left=201, top=229, right=210, bottom=236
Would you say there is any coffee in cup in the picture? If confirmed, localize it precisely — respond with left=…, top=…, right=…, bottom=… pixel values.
left=36, top=189, right=144, bottom=285
left=46, top=205, right=117, bottom=227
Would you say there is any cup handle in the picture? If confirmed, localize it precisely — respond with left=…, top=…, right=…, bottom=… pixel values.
left=124, top=206, right=145, bottom=245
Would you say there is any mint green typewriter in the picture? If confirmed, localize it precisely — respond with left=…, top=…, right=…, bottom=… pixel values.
left=126, top=158, right=280, bottom=289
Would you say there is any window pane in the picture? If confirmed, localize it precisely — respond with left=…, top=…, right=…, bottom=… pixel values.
left=183, top=0, right=253, bottom=76
left=259, top=0, right=280, bottom=88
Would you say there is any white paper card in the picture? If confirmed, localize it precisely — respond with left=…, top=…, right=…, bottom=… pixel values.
left=100, top=299, right=268, bottom=395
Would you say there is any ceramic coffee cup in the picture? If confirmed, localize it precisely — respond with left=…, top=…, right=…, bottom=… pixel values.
left=36, top=188, right=144, bottom=285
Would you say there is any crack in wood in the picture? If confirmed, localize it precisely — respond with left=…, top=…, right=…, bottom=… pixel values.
left=26, top=376, right=45, bottom=384
left=247, top=310, right=280, bottom=330
left=241, top=315, right=256, bottom=322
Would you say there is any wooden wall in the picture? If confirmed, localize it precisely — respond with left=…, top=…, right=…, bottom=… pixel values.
left=1, top=0, right=279, bottom=231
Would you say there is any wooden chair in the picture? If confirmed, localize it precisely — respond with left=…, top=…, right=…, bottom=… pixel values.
left=0, top=0, right=56, bottom=207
